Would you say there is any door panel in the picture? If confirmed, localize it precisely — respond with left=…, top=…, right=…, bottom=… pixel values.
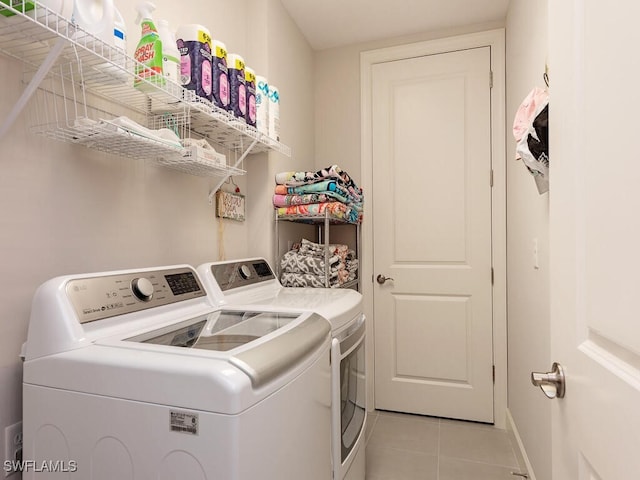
left=372, top=46, right=494, bottom=422
left=395, top=295, right=470, bottom=381
left=550, top=0, right=640, bottom=478
left=393, top=75, right=467, bottom=262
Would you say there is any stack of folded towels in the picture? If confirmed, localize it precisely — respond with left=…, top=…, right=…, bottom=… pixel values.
left=272, top=164, right=364, bottom=224
left=280, top=239, right=359, bottom=288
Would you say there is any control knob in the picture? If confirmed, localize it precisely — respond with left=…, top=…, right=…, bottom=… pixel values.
left=131, top=277, right=154, bottom=301
left=239, top=265, right=252, bottom=280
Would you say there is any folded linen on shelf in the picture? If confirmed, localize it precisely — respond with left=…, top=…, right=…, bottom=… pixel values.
left=298, top=238, right=349, bottom=259
left=274, top=180, right=357, bottom=204
left=280, top=250, right=342, bottom=276
left=272, top=193, right=333, bottom=207
left=275, top=202, right=361, bottom=224
left=279, top=238, right=359, bottom=288
left=275, top=164, right=363, bottom=201
left=346, top=258, right=359, bottom=282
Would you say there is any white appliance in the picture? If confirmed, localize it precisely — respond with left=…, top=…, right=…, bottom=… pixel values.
left=197, top=258, right=366, bottom=480
left=21, top=265, right=332, bottom=480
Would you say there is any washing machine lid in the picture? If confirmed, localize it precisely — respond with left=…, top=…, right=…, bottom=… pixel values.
left=24, top=309, right=330, bottom=414
left=238, top=287, right=362, bottom=334
left=126, top=310, right=300, bottom=352
left=197, top=258, right=363, bottom=333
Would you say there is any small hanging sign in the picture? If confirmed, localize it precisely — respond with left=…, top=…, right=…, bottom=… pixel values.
left=215, top=190, right=246, bottom=221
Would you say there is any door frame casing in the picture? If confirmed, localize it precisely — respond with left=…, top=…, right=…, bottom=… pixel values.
left=360, top=29, right=507, bottom=428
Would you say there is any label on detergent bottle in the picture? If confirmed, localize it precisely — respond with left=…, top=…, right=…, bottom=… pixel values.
left=268, top=85, right=280, bottom=141
left=228, top=54, right=246, bottom=122
left=178, top=41, right=191, bottom=85
left=256, top=76, right=269, bottom=135
left=212, top=42, right=230, bottom=110
left=177, top=26, right=213, bottom=102
left=245, top=68, right=257, bottom=127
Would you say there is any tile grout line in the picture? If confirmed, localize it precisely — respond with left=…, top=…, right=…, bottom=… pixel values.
left=438, top=454, right=520, bottom=470
left=436, top=418, right=441, bottom=480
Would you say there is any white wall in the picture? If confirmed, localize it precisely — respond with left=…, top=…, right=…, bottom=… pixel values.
left=505, top=1, right=551, bottom=479
left=0, top=0, right=314, bottom=467
left=247, top=0, right=316, bottom=261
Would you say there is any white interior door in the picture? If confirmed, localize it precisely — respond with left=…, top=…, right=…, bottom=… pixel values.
left=549, top=1, right=640, bottom=478
left=371, top=47, right=494, bottom=422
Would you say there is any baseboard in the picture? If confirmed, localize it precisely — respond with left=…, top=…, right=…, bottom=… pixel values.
left=505, top=408, right=537, bottom=480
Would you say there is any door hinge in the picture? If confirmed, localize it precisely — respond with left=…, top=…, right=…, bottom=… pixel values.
left=490, top=70, right=494, bottom=88
left=491, top=267, right=494, bottom=285
left=492, top=365, right=496, bottom=384
left=490, top=169, right=494, bottom=187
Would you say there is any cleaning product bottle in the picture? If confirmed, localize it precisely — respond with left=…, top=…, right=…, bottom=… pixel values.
left=72, top=0, right=115, bottom=45
left=256, top=75, right=269, bottom=135
left=113, top=7, right=126, bottom=51
left=268, top=84, right=280, bottom=141
left=176, top=24, right=213, bottom=102
left=112, top=6, right=126, bottom=68
left=211, top=39, right=229, bottom=110
left=133, top=1, right=165, bottom=90
left=244, top=66, right=256, bottom=128
left=87, top=3, right=127, bottom=84
left=228, top=53, right=246, bottom=122
left=156, top=19, right=180, bottom=85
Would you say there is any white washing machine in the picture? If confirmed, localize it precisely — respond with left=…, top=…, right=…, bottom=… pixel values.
left=21, top=265, right=332, bottom=480
left=197, top=258, right=366, bottom=480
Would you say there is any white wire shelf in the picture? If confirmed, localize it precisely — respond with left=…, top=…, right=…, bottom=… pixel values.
left=275, top=213, right=362, bottom=225
left=0, top=0, right=290, bottom=174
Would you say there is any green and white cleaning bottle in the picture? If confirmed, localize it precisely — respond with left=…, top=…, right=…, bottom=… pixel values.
left=133, top=1, right=165, bottom=90
left=156, top=19, right=180, bottom=86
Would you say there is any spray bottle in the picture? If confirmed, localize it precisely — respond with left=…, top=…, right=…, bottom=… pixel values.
left=156, top=19, right=180, bottom=85
left=133, top=1, right=165, bottom=90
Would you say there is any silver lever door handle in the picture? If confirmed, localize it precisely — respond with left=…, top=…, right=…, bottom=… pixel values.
left=531, top=362, right=565, bottom=399
left=376, top=274, right=394, bottom=285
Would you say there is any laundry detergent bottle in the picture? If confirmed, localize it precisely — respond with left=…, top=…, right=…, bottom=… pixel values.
left=133, top=1, right=165, bottom=90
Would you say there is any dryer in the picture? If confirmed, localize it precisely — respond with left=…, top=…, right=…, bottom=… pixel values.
left=21, top=265, right=332, bottom=480
left=197, top=258, right=366, bottom=480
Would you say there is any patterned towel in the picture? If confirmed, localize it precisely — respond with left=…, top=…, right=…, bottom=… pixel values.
left=274, top=179, right=362, bottom=204
left=275, top=164, right=363, bottom=202
left=280, top=250, right=341, bottom=276
left=298, top=238, right=349, bottom=258
left=272, top=193, right=332, bottom=207
left=276, top=202, right=361, bottom=224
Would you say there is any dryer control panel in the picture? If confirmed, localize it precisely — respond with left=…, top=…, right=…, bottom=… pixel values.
left=66, top=267, right=206, bottom=324
left=210, top=259, right=276, bottom=291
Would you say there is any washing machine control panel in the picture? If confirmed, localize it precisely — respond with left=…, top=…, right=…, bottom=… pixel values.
left=210, top=259, right=276, bottom=291
left=66, top=267, right=206, bottom=324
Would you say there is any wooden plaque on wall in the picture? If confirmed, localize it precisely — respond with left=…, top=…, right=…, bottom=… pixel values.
left=215, top=190, right=246, bottom=221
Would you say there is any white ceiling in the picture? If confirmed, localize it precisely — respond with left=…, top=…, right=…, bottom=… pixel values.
left=280, top=0, right=510, bottom=51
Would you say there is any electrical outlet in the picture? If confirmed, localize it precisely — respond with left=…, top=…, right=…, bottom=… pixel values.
left=4, top=421, right=22, bottom=478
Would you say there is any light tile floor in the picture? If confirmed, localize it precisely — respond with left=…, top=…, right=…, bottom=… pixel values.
left=365, top=410, right=525, bottom=480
